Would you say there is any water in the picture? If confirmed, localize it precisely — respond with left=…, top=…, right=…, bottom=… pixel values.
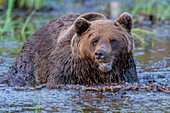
left=0, top=32, right=169, bottom=113
left=135, top=40, right=170, bottom=85
left=0, top=86, right=169, bottom=112
left=0, top=0, right=170, bottom=112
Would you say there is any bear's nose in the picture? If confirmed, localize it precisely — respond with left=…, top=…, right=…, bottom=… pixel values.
left=95, top=50, right=106, bottom=59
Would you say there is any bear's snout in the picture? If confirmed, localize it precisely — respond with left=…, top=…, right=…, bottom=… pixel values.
left=95, top=50, right=106, bottom=59
left=95, top=49, right=113, bottom=72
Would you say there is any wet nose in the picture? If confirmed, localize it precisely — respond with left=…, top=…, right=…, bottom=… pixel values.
left=95, top=50, right=106, bottom=59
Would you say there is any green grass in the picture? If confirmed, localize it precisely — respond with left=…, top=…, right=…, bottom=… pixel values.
left=125, top=0, right=170, bottom=21
left=21, top=10, right=35, bottom=40
left=35, top=96, right=41, bottom=113
left=76, top=107, right=84, bottom=113
left=138, top=107, right=142, bottom=113
left=123, top=0, right=169, bottom=44
left=8, top=101, right=19, bottom=113
left=16, top=0, right=45, bottom=10
left=0, top=0, right=15, bottom=38
left=132, top=28, right=156, bottom=44
left=0, top=0, right=36, bottom=40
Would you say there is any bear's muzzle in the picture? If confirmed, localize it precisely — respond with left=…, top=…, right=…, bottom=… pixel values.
left=98, top=61, right=113, bottom=72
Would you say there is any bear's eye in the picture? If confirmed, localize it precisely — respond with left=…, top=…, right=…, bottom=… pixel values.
left=114, top=22, right=119, bottom=27
left=110, top=39, right=116, bottom=44
left=92, top=39, right=98, bottom=46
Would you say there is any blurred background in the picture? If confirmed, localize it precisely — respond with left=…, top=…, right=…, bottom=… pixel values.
left=0, top=0, right=170, bottom=112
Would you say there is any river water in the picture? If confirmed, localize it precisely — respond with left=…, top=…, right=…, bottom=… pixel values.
left=0, top=38, right=170, bottom=112
left=0, top=0, right=170, bottom=112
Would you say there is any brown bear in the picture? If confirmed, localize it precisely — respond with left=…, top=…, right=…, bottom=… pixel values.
left=6, top=12, right=139, bottom=86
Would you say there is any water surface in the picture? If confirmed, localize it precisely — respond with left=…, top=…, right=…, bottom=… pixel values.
left=0, top=0, right=170, bottom=112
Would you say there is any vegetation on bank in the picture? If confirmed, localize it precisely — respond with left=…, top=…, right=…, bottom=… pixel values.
left=0, top=0, right=169, bottom=44
left=124, top=0, right=170, bottom=21
left=124, top=0, right=170, bottom=44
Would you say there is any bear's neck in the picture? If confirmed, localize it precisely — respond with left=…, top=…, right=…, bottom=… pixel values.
left=110, top=53, right=138, bottom=83
left=71, top=57, right=110, bottom=85
left=66, top=53, right=137, bottom=85
left=70, top=51, right=132, bottom=85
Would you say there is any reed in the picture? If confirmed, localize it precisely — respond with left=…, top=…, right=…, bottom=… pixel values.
left=0, top=0, right=35, bottom=40
left=132, top=28, right=156, bottom=44
left=16, top=0, right=45, bottom=10
left=130, top=0, right=170, bottom=21
left=35, top=97, right=40, bottom=113
left=21, top=10, right=35, bottom=40
left=0, top=0, right=15, bottom=38
left=77, top=107, right=84, bottom=113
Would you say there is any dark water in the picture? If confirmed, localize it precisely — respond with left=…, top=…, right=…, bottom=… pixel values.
left=0, top=0, right=170, bottom=113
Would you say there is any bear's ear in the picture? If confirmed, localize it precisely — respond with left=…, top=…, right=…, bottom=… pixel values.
left=116, top=12, right=133, bottom=33
left=74, top=18, right=91, bottom=36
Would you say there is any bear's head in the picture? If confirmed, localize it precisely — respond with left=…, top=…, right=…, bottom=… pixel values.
left=73, top=12, right=134, bottom=74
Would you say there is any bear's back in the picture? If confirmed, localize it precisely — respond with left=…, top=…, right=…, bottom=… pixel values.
left=6, top=14, right=79, bottom=86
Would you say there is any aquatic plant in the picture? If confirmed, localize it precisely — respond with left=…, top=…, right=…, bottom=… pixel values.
left=21, top=10, right=35, bottom=40
left=138, top=107, right=142, bottom=113
left=120, top=97, right=129, bottom=113
left=132, top=28, right=156, bottom=45
left=0, top=0, right=15, bottom=38
left=122, top=0, right=169, bottom=44
left=0, top=0, right=35, bottom=40
left=0, top=0, right=7, bottom=10
left=7, top=100, right=19, bottom=113
left=35, top=97, right=41, bottom=113
left=16, top=0, right=45, bottom=10
left=77, top=107, right=84, bottom=113
left=127, top=0, right=170, bottom=21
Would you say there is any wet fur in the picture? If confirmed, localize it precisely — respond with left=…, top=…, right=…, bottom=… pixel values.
left=6, top=13, right=139, bottom=86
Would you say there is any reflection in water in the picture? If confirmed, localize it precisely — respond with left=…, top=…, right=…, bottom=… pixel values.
left=135, top=40, right=170, bottom=73
left=0, top=40, right=23, bottom=74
